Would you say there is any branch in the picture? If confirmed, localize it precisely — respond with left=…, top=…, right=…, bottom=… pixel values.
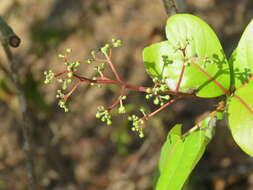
left=0, top=16, right=21, bottom=48
left=161, top=0, right=178, bottom=15
left=142, top=98, right=178, bottom=121
left=182, top=101, right=226, bottom=138
left=0, top=17, right=36, bottom=190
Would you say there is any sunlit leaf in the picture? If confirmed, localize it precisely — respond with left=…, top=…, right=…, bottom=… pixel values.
left=229, top=19, right=253, bottom=89
left=143, top=14, right=230, bottom=97
left=155, top=118, right=215, bottom=190
left=228, top=79, right=253, bottom=156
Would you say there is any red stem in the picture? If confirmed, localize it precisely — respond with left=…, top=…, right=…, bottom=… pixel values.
left=73, top=74, right=147, bottom=92
left=107, top=49, right=121, bottom=81
left=237, top=74, right=253, bottom=90
left=191, top=62, right=230, bottom=95
left=142, top=98, right=178, bottom=122
left=64, top=81, right=81, bottom=101
left=107, top=87, right=126, bottom=111
left=233, top=94, right=253, bottom=115
left=176, top=64, right=186, bottom=92
left=55, top=70, right=70, bottom=77
left=73, top=73, right=198, bottom=98
left=94, top=58, right=107, bottom=63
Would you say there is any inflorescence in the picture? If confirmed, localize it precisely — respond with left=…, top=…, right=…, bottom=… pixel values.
left=145, top=78, right=170, bottom=106
left=44, top=39, right=173, bottom=138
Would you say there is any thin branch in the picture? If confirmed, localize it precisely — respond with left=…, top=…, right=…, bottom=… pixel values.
left=183, top=101, right=226, bottom=138
left=0, top=17, right=36, bottom=190
left=162, top=0, right=178, bottom=15
left=142, top=98, right=178, bottom=122
left=175, top=64, right=185, bottom=92
left=107, top=86, right=126, bottom=111
left=237, top=74, right=253, bottom=90
left=0, top=16, right=21, bottom=47
left=73, top=73, right=147, bottom=92
left=64, top=80, right=81, bottom=102
left=106, top=49, right=121, bottom=81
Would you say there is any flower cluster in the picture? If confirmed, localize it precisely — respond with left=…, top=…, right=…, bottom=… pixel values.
left=96, top=106, right=112, bottom=126
left=94, top=63, right=106, bottom=75
left=86, top=38, right=122, bottom=65
left=44, top=70, right=55, bottom=84
left=128, top=114, right=144, bottom=138
left=145, top=78, right=170, bottom=106
left=56, top=90, right=68, bottom=112
left=59, top=48, right=80, bottom=73
left=44, top=39, right=176, bottom=139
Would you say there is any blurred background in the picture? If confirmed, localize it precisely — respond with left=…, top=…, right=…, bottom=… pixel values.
left=0, top=0, right=253, bottom=189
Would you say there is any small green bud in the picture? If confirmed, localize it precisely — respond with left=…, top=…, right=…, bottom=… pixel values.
left=87, top=59, right=93, bottom=64
left=57, top=79, right=63, bottom=83
left=152, top=77, right=159, bottom=83
left=58, top=54, right=65, bottom=58
left=118, top=106, right=126, bottom=114
left=62, top=81, right=67, bottom=90
left=96, top=112, right=101, bottom=118
left=164, top=95, right=170, bottom=100
left=146, top=88, right=152, bottom=93
left=112, top=38, right=122, bottom=48
left=66, top=48, right=72, bottom=53
left=107, top=120, right=112, bottom=125
left=101, top=44, right=110, bottom=56
left=75, top=61, right=80, bottom=67
left=91, top=50, right=96, bottom=58
left=154, top=97, right=159, bottom=105
left=67, top=65, right=72, bottom=71
left=139, top=107, right=145, bottom=114
left=139, top=132, right=144, bottom=138
left=67, top=72, right=73, bottom=78
left=160, top=85, right=167, bottom=92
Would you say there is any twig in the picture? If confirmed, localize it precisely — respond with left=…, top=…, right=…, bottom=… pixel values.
left=107, top=86, right=126, bottom=111
left=161, top=0, right=178, bottom=15
left=0, top=16, right=20, bottom=48
left=182, top=101, right=226, bottom=138
left=106, top=48, right=122, bottom=82
left=142, top=98, right=178, bottom=121
left=0, top=16, right=36, bottom=190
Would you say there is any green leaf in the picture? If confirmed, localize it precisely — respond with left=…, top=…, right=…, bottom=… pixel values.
left=155, top=119, right=215, bottom=190
left=228, top=79, right=253, bottom=156
left=228, top=19, right=253, bottom=156
left=229, top=19, right=253, bottom=89
left=143, top=14, right=230, bottom=98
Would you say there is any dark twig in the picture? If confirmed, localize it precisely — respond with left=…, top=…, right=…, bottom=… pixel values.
left=0, top=16, right=36, bottom=190
left=0, top=16, right=21, bottom=47
left=162, top=0, right=178, bottom=15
